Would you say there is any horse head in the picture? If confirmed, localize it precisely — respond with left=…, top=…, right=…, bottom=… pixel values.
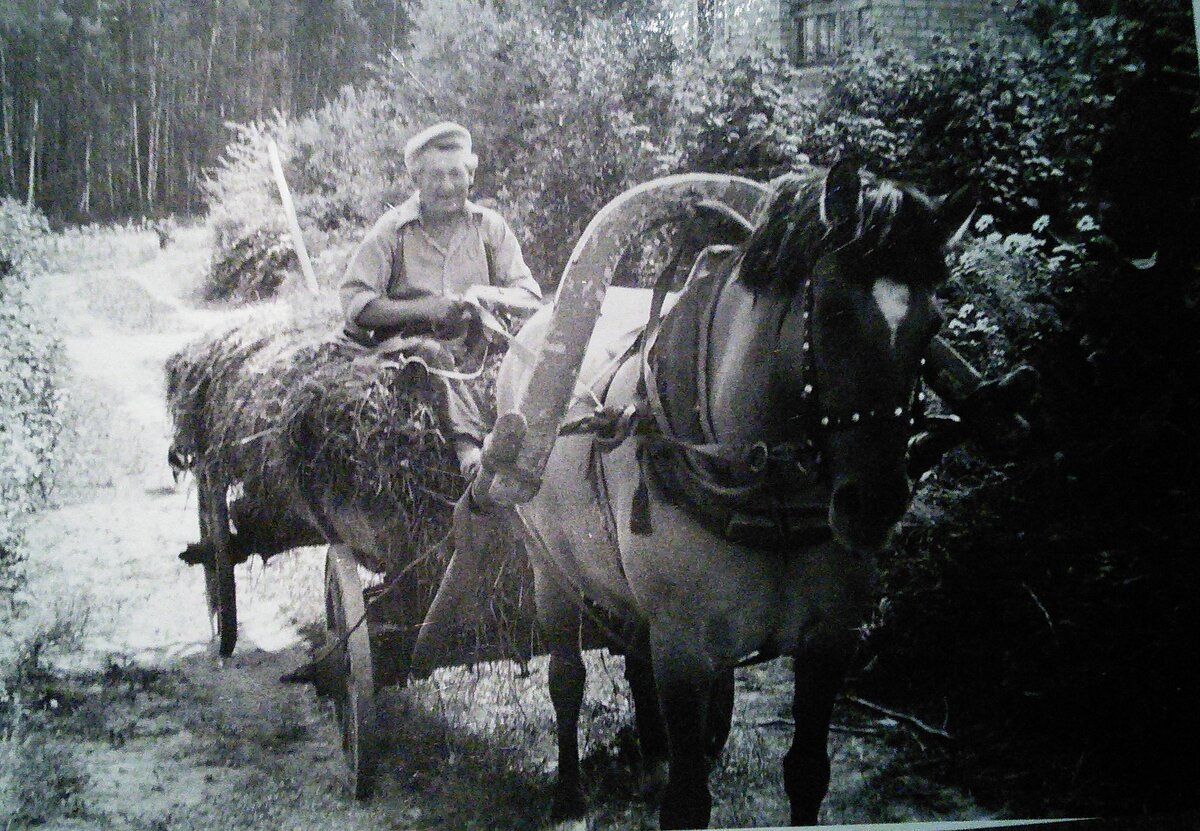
left=740, top=161, right=974, bottom=552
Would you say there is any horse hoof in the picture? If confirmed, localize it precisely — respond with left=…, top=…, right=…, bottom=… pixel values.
left=550, top=785, right=587, bottom=822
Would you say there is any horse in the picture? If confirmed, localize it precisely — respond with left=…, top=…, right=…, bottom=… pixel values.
left=472, top=161, right=972, bottom=828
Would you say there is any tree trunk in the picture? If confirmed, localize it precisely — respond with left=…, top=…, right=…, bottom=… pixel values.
left=1193, top=0, right=1199, bottom=76
left=204, top=2, right=220, bottom=110
left=131, top=98, right=143, bottom=209
left=0, top=43, right=14, bottom=192
left=79, top=133, right=92, bottom=215
left=147, top=25, right=160, bottom=209
left=26, top=99, right=38, bottom=208
left=106, top=156, right=115, bottom=214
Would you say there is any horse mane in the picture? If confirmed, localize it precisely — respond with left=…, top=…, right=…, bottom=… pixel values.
left=737, top=168, right=943, bottom=292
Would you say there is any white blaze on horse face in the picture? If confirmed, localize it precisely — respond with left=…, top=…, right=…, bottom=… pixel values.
left=872, top=278, right=910, bottom=352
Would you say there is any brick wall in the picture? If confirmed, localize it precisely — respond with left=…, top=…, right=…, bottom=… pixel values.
left=868, top=0, right=1005, bottom=54
left=669, top=0, right=1010, bottom=61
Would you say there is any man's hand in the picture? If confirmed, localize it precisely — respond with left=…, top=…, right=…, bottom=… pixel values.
left=355, top=292, right=478, bottom=339
left=425, top=295, right=475, bottom=339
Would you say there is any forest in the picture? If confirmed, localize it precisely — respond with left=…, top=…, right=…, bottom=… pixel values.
left=0, top=0, right=414, bottom=219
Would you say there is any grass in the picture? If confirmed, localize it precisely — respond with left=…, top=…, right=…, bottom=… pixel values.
left=41, top=225, right=163, bottom=276
left=1, top=603, right=96, bottom=827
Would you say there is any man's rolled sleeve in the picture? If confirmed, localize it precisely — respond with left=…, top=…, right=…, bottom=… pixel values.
left=339, top=219, right=397, bottom=325
left=482, top=212, right=541, bottom=299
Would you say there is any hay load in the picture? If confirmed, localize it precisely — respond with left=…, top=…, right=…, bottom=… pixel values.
left=164, top=303, right=537, bottom=671
left=166, top=306, right=330, bottom=561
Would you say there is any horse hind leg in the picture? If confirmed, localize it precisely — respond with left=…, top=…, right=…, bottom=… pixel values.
left=783, top=640, right=853, bottom=827
left=535, top=569, right=588, bottom=821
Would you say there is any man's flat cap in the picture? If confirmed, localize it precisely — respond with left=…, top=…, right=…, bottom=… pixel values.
left=404, top=121, right=473, bottom=170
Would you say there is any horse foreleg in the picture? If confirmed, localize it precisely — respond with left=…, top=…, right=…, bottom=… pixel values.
left=548, top=640, right=587, bottom=820
left=624, top=650, right=669, bottom=797
left=651, top=632, right=715, bottom=830
left=783, top=641, right=852, bottom=826
left=706, top=669, right=735, bottom=765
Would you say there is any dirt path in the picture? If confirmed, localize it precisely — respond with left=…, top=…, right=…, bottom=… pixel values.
left=16, top=228, right=399, bottom=830
left=13, top=227, right=991, bottom=830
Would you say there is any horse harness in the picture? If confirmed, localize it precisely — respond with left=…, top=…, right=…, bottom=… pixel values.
left=561, top=236, right=923, bottom=551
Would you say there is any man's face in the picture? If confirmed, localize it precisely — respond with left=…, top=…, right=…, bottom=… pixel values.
left=415, top=149, right=473, bottom=218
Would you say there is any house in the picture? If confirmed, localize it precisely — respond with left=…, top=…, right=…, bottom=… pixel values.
left=675, top=0, right=1008, bottom=66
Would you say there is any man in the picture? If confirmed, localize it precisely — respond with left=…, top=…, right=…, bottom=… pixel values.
left=340, top=121, right=542, bottom=479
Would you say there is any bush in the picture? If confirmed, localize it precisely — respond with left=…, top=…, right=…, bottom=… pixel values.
left=203, top=116, right=290, bottom=253
left=812, top=8, right=1140, bottom=235
left=0, top=199, right=63, bottom=598
left=1, top=605, right=92, bottom=825
left=645, top=45, right=816, bottom=179
left=847, top=4, right=1200, bottom=811
left=289, top=83, right=413, bottom=233
left=204, top=228, right=299, bottom=303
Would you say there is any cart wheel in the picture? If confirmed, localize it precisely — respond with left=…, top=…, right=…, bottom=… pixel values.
left=199, top=470, right=237, bottom=657
left=325, top=544, right=378, bottom=799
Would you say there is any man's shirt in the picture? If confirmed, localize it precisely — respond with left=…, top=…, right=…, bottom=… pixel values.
left=340, top=193, right=540, bottom=341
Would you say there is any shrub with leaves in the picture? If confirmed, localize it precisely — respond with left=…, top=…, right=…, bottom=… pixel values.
left=202, top=116, right=290, bottom=253
left=646, top=45, right=816, bottom=180
left=203, top=228, right=299, bottom=303
left=850, top=3, right=1199, bottom=814
left=289, top=83, right=413, bottom=233
left=0, top=199, right=63, bottom=596
left=1, top=604, right=92, bottom=824
left=811, top=6, right=1140, bottom=236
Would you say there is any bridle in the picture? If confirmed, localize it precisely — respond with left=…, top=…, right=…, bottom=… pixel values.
left=635, top=244, right=924, bottom=490
left=789, top=257, right=924, bottom=437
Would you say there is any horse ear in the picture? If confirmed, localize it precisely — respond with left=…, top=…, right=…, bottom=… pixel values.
left=934, top=186, right=976, bottom=248
left=820, top=159, right=862, bottom=239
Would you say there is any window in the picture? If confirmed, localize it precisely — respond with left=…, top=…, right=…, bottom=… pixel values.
left=794, top=3, right=872, bottom=64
